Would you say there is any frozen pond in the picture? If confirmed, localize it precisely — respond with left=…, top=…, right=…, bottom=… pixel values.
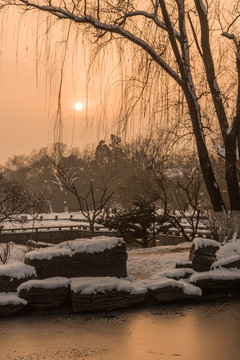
left=1, top=299, right=240, bottom=360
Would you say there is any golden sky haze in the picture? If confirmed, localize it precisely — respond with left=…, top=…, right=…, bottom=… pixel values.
left=0, top=7, right=124, bottom=164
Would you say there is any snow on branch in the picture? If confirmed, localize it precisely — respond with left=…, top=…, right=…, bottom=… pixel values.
left=116, top=10, right=180, bottom=40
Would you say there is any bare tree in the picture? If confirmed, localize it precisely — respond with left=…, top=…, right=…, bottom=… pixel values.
left=47, top=155, right=114, bottom=233
left=0, top=173, right=45, bottom=223
left=0, top=173, right=46, bottom=262
left=0, top=1, right=240, bottom=224
left=143, top=164, right=202, bottom=242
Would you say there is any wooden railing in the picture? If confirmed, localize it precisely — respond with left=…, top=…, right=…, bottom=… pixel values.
left=0, top=218, right=213, bottom=239
left=1, top=224, right=105, bottom=233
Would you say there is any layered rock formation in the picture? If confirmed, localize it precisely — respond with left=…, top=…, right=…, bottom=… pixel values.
left=212, top=255, right=240, bottom=270
left=17, top=277, right=70, bottom=309
left=0, top=262, right=36, bottom=292
left=189, top=238, right=220, bottom=272
left=25, top=237, right=127, bottom=279
left=0, top=293, right=27, bottom=317
left=190, top=270, right=240, bottom=296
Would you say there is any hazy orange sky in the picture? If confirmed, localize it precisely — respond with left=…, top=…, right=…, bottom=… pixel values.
left=0, top=7, right=125, bottom=165
left=1, top=2, right=233, bottom=166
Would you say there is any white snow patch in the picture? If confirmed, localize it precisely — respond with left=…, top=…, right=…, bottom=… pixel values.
left=214, top=143, right=225, bottom=157
left=25, top=247, right=73, bottom=261
left=216, top=239, right=240, bottom=259
left=193, top=238, right=220, bottom=250
left=70, top=277, right=147, bottom=295
left=0, top=262, right=36, bottom=279
left=25, top=237, right=123, bottom=261
left=17, top=277, right=70, bottom=292
left=55, top=236, right=123, bottom=253
left=0, top=292, right=27, bottom=306
left=0, top=243, right=27, bottom=264
left=141, top=277, right=202, bottom=296
left=150, top=268, right=194, bottom=280
left=190, top=269, right=240, bottom=283
left=211, top=255, right=240, bottom=269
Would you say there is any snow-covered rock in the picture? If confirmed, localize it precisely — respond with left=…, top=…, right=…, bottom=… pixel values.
left=0, top=292, right=27, bottom=317
left=192, top=238, right=220, bottom=251
left=189, top=238, right=220, bottom=272
left=0, top=262, right=36, bottom=280
left=0, top=262, right=36, bottom=292
left=18, top=277, right=71, bottom=309
left=70, top=277, right=147, bottom=312
left=24, top=237, right=127, bottom=279
left=216, top=239, right=240, bottom=259
left=17, top=277, right=70, bottom=292
left=151, top=268, right=194, bottom=280
left=71, top=276, right=146, bottom=295
left=25, top=237, right=124, bottom=260
left=190, top=269, right=240, bottom=296
left=143, top=277, right=202, bottom=302
left=212, top=255, right=240, bottom=270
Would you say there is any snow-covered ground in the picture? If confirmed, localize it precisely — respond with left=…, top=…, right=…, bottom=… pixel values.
left=127, top=243, right=191, bottom=279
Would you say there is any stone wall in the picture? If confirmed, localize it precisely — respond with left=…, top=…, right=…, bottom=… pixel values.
left=0, top=229, right=116, bottom=245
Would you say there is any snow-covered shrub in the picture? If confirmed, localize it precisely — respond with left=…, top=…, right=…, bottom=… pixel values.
left=203, top=211, right=238, bottom=242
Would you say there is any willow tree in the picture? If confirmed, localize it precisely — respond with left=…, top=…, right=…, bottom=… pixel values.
left=0, top=1, right=240, bottom=218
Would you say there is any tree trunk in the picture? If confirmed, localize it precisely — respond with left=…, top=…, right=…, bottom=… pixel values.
left=225, top=136, right=240, bottom=211
left=142, top=237, right=149, bottom=248
left=89, top=220, right=95, bottom=235
left=183, top=85, right=226, bottom=213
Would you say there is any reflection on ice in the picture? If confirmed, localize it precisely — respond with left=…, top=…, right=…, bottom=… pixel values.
left=1, top=299, right=240, bottom=360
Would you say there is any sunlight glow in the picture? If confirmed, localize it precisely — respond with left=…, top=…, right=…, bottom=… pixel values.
left=75, top=102, right=83, bottom=111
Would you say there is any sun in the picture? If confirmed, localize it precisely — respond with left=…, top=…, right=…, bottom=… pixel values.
left=75, top=102, right=83, bottom=111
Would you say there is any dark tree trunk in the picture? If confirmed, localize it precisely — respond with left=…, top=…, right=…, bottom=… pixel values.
left=225, top=136, right=240, bottom=211
left=183, top=85, right=226, bottom=213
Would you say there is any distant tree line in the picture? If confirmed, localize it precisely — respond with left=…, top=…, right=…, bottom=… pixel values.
left=1, top=134, right=227, bottom=214
left=0, top=133, right=233, bottom=245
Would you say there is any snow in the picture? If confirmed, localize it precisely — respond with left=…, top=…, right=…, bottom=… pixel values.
left=55, top=237, right=123, bottom=253
left=0, top=292, right=27, bottom=306
left=0, top=262, right=36, bottom=279
left=17, top=277, right=71, bottom=292
left=211, top=255, right=240, bottom=269
left=190, top=269, right=240, bottom=283
left=214, top=143, right=225, bottom=157
left=150, top=268, right=194, bottom=280
left=71, top=277, right=146, bottom=295
left=25, top=237, right=123, bottom=261
left=137, top=277, right=202, bottom=296
left=193, top=237, right=220, bottom=250
left=70, top=275, right=201, bottom=297
left=216, top=239, right=240, bottom=259
left=128, top=243, right=192, bottom=279
left=0, top=243, right=27, bottom=264
left=25, top=247, right=73, bottom=261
